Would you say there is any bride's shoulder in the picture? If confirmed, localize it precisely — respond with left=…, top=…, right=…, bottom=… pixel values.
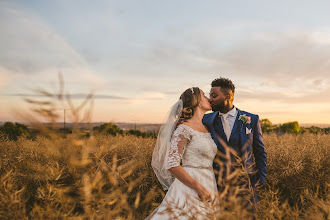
left=175, top=123, right=190, bottom=132
left=173, top=124, right=193, bottom=138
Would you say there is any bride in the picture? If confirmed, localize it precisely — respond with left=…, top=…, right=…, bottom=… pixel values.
left=149, top=87, right=219, bottom=219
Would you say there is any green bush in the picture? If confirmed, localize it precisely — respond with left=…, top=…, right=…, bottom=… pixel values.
left=280, top=121, right=300, bottom=134
left=93, top=123, right=124, bottom=136
left=0, top=122, right=32, bottom=140
left=93, top=123, right=156, bottom=138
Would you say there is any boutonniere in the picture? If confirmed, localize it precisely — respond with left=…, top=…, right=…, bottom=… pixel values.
left=238, top=114, right=251, bottom=131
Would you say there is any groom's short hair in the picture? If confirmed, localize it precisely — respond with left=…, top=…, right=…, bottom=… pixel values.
left=211, top=77, right=235, bottom=94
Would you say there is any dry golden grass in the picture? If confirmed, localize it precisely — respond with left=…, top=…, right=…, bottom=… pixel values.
left=0, top=132, right=329, bottom=219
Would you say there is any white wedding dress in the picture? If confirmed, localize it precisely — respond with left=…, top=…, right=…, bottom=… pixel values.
left=150, top=124, right=219, bottom=219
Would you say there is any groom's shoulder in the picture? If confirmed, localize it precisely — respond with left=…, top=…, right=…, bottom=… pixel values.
left=203, top=111, right=217, bottom=121
left=238, top=109, right=259, bottom=119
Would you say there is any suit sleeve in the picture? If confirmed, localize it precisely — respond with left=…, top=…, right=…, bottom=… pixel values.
left=252, top=115, right=267, bottom=184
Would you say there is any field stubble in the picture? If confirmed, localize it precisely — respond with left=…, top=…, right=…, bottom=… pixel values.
left=0, top=132, right=329, bottom=219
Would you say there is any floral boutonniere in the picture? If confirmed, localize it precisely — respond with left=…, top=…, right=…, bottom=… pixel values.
left=238, top=114, right=251, bottom=131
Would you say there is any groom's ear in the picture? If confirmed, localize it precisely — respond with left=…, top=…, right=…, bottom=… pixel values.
left=228, top=91, right=234, bottom=102
left=222, top=89, right=233, bottom=101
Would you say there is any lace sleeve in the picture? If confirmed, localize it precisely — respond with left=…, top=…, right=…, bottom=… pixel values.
left=165, top=125, right=192, bottom=169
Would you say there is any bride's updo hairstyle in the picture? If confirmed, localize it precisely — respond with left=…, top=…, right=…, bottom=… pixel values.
left=179, top=87, right=201, bottom=121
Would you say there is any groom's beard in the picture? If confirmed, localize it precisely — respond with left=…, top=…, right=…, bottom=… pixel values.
left=211, top=103, right=224, bottom=112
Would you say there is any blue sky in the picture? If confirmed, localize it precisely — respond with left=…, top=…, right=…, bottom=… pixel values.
left=1, top=0, right=330, bottom=124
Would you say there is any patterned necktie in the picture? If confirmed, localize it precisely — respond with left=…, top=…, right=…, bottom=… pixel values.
left=220, top=114, right=231, bottom=141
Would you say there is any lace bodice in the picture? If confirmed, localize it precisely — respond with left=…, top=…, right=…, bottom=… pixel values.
left=165, top=124, right=218, bottom=169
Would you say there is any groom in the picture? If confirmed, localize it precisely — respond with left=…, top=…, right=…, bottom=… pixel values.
left=202, top=77, right=267, bottom=203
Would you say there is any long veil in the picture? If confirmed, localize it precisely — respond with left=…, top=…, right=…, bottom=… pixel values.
left=151, top=99, right=183, bottom=191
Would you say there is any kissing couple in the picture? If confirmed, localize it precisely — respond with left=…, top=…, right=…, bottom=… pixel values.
left=148, top=77, right=267, bottom=219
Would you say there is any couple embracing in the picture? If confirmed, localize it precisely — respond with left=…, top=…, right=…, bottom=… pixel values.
left=149, top=78, right=267, bottom=219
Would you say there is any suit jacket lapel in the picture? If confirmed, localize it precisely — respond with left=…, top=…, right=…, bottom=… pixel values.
left=215, top=117, right=227, bottom=144
left=237, top=109, right=248, bottom=149
left=209, top=112, right=226, bottom=152
left=206, top=112, right=218, bottom=145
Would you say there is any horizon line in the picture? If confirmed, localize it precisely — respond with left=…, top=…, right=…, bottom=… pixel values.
left=1, top=120, right=330, bottom=126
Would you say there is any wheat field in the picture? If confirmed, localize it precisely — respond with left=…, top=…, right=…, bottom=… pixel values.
left=0, top=131, right=329, bottom=219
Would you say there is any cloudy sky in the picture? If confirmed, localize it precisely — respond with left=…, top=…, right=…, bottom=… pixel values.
left=1, top=0, right=330, bottom=124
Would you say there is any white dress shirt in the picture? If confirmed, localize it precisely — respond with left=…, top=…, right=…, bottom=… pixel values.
left=219, top=106, right=237, bottom=132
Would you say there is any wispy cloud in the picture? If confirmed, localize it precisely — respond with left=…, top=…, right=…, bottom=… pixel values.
left=214, top=30, right=330, bottom=80
left=0, top=66, right=12, bottom=90
left=0, top=2, right=107, bottom=89
left=236, top=86, right=330, bottom=104
left=0, top=93, right=128, bottom=100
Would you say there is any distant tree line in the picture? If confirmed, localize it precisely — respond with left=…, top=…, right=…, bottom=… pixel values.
left=92, top=123, right=157, bottom=138
left=1, top=120, right=329, bottom=141
left=260, top=119, right=330, bottom=134
left=0, top=122, right=158, bottom=141
left=0, top=122, right=32, bottom=140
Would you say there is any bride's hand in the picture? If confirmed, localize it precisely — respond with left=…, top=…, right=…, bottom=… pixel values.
left=194, top=183, right=211, bottom=202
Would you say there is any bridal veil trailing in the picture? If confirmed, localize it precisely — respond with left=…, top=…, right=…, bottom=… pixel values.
left=151, top=99, right=183, bottom=190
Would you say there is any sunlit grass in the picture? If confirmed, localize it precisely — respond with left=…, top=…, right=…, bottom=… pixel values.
left=0, top=133, right=329, bottom=219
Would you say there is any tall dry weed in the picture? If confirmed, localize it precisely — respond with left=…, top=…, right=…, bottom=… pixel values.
left=1, top=133, right=329, bottom=219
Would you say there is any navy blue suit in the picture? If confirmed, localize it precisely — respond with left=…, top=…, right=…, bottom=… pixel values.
left=202, top=108, right=267, bottom=193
